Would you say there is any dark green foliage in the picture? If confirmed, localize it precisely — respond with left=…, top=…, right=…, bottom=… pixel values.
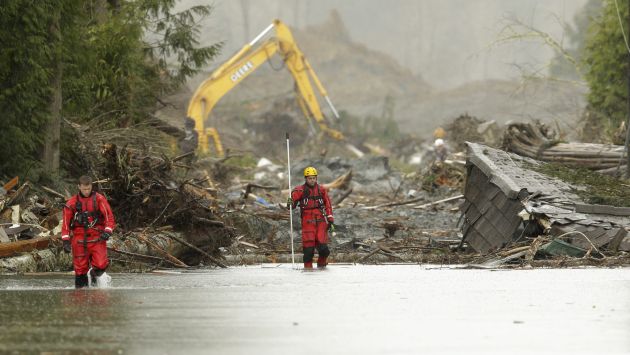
left=534, top=162, right=630, bottom=207
left=61, top=0, right=221, bottom=128
left=583, top=0, right=629, bottom=141
left=0, top=1, right=57, bottom=176
left=0, top=0, right=220, bottom=179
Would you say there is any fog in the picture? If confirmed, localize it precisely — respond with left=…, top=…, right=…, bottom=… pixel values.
left=170, top=0, right=590, bottom=135
left=182, top=0, right=588, bottom=90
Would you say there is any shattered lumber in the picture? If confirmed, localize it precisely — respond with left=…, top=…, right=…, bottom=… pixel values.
left=362, top=194, right=463, bottom=210
left=133, top=232, right=188, bottom=268
left=504, top=122, right=626, bottom=170
left=41, top=186, right=69, bottom=199
left=413, top=195, right=464, bottom=209
left=2, top=177, right=19, bottom=192
left=355, top=244, right=407, bottom=263
left=322, top=170, right=353, bottom=190
left=165, top=233, right=227, bottom=268
left=108, top=247, right=180, bottom=267
left=0, top=236, right=51, bottom=258
left=362, top=196, right=425, bottom=210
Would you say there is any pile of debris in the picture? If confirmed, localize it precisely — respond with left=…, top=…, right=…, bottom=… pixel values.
left=0, top=177, right=65, bottom=271
left=459, top=142, right=630, bottom=268
left=0, top=124, right=239, bottom=272
left=6, top=114, right=629, bottom=272
left=503, top=121, right=627, bottom=175
left=219, top=154, right=467, bottom=265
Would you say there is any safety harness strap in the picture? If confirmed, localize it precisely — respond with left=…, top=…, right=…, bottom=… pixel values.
left=299, top=184, right=324, bottom=210
left=298, top=184, right=328, bottom=225
left=70, top=193, right=102, bottom=229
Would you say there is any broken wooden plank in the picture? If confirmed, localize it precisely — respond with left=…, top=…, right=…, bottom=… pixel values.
left=134, top=233, right=189, bottom=268
left=0, top=237, right=50, bottom=258
left=238, top=241, right=259, bottom=249
left=2, top=176, right=19, bottom=193
left=413, top=195, right=464, bottom=209
left=41, top=186, right=69, bottom=199
left=193, top=217, right=225, bottom=227
left=2, top=224, right=30, bottom=237
left=322, top=170, right=353, bottom=191
left=7, top=182, right=29, bottom=206
left=362, top=196, right=425, bottom=210
left=472, top=250, right=529, bottom=268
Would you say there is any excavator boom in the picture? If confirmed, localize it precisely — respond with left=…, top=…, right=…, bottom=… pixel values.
left=186, top=19, right=347, bottom=156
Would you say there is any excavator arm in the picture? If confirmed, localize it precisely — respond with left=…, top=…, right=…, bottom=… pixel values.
left=186, top=19, right=346, bottom=156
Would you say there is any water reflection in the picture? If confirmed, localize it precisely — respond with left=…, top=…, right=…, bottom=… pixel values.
left=0, top=288, right=125, bottom=354
left=61, top=289, right=114, bottom=319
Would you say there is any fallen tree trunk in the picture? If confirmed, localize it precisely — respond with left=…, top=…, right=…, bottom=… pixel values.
left=164, top=233, right=227, bottom=268
left=0, top=236, right=51, bottom=258
left=0, top=249, right=70, bottom=273
left=503, top=122, right=626, bottom=170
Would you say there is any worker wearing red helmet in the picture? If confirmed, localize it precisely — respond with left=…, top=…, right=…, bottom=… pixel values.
left=287, top=166, right=334, bottom=269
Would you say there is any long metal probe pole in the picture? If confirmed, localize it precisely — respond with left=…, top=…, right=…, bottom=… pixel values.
left=286, top=133, right=296, bottom=268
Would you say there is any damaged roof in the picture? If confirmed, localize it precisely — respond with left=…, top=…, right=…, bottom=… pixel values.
left=461, top=143, right=629, bottom=253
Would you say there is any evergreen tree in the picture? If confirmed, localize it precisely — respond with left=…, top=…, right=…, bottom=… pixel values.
left=0, top=0, right=221, bottom=179
left=583, top=0, right=629, bottom=142
left=0, top=1, right=58, bottom=178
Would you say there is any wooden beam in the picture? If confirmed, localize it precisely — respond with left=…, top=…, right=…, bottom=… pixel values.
left=0, top=237, right=50, bottom=258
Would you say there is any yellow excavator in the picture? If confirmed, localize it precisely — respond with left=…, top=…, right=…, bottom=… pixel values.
left=186, top=19, right=360, bottom=157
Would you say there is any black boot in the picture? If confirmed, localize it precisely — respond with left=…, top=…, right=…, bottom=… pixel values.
left=75, top=274, right=89, bottom=289
left=89, top=269, right=97, bottom=287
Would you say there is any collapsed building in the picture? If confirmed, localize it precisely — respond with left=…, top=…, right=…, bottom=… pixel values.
left=460, top=142, right=630, bottom=256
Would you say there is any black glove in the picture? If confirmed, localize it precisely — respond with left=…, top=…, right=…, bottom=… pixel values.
left=328, top=223, right=335, bottom=233
left=100, top=232, right=112, bottom=242
left=62, top=239, right=72, bottom=254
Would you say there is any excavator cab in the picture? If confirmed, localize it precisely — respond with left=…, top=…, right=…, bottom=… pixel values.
left=186, top=19, right=353, bottom=157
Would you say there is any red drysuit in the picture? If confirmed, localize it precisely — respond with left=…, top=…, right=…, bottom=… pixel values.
left=61, top=192, right=115, bottom=275
left=291, top=183, right=334, bottom=268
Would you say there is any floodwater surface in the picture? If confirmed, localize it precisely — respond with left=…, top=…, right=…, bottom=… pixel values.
left=1, top=265, right=629, bottom=354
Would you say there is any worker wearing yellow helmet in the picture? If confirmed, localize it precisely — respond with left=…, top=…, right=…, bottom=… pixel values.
left=433, top=127, right=446, bottom=139
left=287, top=166, right=334, bottom=269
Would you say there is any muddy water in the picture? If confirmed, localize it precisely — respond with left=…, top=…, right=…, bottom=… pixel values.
left=1, top=265, right=629, bottom=355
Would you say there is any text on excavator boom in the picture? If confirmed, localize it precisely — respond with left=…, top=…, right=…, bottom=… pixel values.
left=185, top=19, right=344, bottom=157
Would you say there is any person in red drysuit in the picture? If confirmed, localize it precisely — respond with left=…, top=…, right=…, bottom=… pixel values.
left=288, top=166, right=335, bottom=269
left=61, top=175, right=115, bottom=288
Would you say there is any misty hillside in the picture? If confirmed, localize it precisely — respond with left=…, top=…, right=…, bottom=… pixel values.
left=163, top=4, right=586, bottom=138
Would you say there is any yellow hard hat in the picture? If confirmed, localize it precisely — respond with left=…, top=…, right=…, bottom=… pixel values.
left=303, top=167, right=318, bottom=177
left=433, top=127, right=446, bottom=139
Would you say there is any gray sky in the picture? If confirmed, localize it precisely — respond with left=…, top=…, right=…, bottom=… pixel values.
left=182, top=0, right=588, bottom=90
